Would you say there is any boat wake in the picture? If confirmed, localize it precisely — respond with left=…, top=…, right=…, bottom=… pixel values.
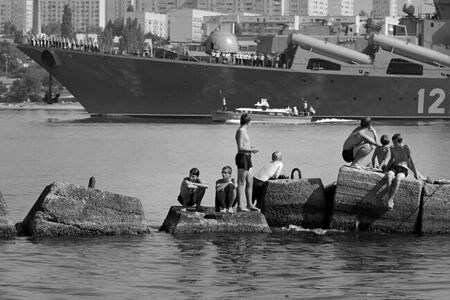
left=314, top=118, right=359, bottom=124
left=281, top=224, right=344, bottom=234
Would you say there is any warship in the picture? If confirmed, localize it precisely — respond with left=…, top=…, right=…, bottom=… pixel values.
left=17, top=0, right=450, bottom=120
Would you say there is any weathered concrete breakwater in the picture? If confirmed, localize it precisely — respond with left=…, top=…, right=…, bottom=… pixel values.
left=161, top=166, right=450, bottom=235
left=160, top=206, right=271, bottom=234
left=0, top=182, right=150, bottom=238
left=1, top=165, right=449, bottom=239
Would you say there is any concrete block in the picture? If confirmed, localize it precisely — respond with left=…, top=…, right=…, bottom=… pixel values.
left=0, top=191, right=17, bottom=238
left=262, top=178, right=330, bottom=228
left=159, top=206, right=271, bottom=234
left=421, top=183, right=450, bottom=234
left=17, top=182, right=151, bottom=237
left=330, top=166, right=422, bottom=233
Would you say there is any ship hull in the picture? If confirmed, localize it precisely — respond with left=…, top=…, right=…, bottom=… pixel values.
left=18, top=46, right=450, bottom=119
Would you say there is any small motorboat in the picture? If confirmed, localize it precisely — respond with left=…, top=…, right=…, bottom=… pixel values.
left=211, top=98, right=313, bottom=124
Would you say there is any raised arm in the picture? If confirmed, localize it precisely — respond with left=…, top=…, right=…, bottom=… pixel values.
left=185, top=178, right=208, bottom=189
left=359, top=130, right=381, bottom=147
left=193, top=179, right=208, bottom=189
left=216, top=181, right=230, bottom=191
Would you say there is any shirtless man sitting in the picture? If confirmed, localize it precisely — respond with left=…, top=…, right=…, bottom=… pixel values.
left=384, top=133, right=420, bottom=210
left=342, top=116, right=381, bottom=169
left=252, top=151, right=284, bottom=208
left=235, top=113, right=259, bottom=212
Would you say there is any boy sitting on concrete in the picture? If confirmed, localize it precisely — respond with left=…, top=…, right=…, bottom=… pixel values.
left=178, top=168, right=208, bottom=212
left=371, top=134, right=390, bottom=171
left=215, top=166, right=237, bottom=213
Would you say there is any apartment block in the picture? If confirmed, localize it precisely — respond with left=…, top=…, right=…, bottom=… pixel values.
left=196, top=0, right=288, bottom=15
left=204, top=14, right=300, bottom=35
left=373, top=0, right=398, bottom=17
left=0, top=0, right=33, bottom=34
left=124, top=11, right=168, bottom=37
left=308, top=0, right=328, bottom=16
left=289, top=0, right=328, bottom=16
left=39, top=0, right=106, bottom=32
left=169, top=9, right=221, bottom=43
left=328, top=0, right=354, bottom=16
left=135, top=0, right=158, bottom=12
left=105, top=0, right=135, bottom=22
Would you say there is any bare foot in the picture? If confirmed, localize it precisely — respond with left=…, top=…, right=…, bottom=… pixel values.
left=238, top=207, right=250, bottom=212
left=350, top=163, right=364, bottom=170
left=181, top=208, right=186, bottom=212
left=247, top=205, right=260, bottom=212
left=387, top=199, right=394, bottom=210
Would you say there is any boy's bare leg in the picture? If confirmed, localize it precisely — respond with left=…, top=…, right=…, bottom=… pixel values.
left=245, top=170, right=259, bottom=211
left=237, top=169, right=249, bottom=211
left=387, top=173, right=406, bottom=210
left=194, top=187, right=206, bottom=211
left=351, top=144, right=373, bottom=169
left=180, top=185, right=191, bottom=211
left=226, top=186, right=236, bottom=213
left=216, top=191, right=227, bottom=212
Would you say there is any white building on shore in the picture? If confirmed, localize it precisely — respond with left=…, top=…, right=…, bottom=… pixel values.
left=169, top=9, right=221, bottom=43
left=124, top=11, right=168, bottom=38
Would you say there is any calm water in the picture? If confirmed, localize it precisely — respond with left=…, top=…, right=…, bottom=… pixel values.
left=1, top=109, right=450, bottom=299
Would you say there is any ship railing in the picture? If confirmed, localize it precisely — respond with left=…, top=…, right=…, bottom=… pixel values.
left=24, top=38, right=292, bottom=69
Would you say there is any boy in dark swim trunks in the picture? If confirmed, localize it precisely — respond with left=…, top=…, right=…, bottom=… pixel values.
left=342, top=117, right=381, bottom=169
left=178, top=168, right=208, bottom=212
left=384, top=133, right=420, bottom=210
left=235, top=113, right=259, bottom=212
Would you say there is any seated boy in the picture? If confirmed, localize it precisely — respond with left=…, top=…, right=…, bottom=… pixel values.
left=371, top=134, right=390, bottom=171
left=178, top=168, right=208, bottom=212
left=215, top=166, right=237, bottom=213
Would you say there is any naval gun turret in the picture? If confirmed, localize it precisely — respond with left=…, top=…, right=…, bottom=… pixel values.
left=290, top=33, right=372, bottom=65
left=204, top=31, right=239, bottom=54
left=371, top=33, right=450, bottom=67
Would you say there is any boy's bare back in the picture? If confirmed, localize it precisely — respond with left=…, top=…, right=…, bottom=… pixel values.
left=390, top=144, right=411, bottom=167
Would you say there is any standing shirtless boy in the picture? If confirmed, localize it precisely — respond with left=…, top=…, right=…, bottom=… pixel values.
left=235, top=114, right=259, bottom=212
